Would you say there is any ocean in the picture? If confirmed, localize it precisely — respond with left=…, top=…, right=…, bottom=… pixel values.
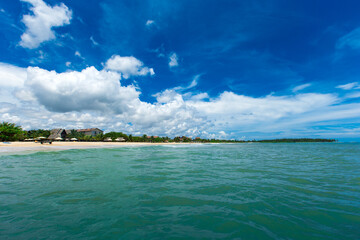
left=0, top=143, right=359, bottom=239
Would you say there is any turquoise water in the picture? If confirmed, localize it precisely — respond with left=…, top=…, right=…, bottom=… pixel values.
left=1, top=143, right=360, bottom=239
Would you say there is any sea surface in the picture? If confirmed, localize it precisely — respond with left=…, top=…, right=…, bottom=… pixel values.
left=0, top=143, right=359, bottom=239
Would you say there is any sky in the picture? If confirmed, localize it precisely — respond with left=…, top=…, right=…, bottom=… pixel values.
left=1, top=0, right=360, bottom=141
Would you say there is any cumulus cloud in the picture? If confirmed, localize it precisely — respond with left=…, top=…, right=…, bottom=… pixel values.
left=19, top=0, right=72, bottom=49
left=189, top=92, right=338, bottom=124
left=105, top=55, right=155, bottom=79
left=169, top=52, right=179, bottom=67
left=2, top=60, right=360, bottom=139
left=26, top=66, right=140, bottom=113
left=121, top=93, right=207, bottom=137
left=0, top=63, right=28, bottom=103
left=0, top=63, right=27, bottom=88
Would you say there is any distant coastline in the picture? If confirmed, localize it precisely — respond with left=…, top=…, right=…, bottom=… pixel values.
left=1, top=121, right=336, bottom=144
left=248, top=138, right=337, bottom=143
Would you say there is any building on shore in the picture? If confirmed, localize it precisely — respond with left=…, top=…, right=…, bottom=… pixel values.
left=77, top=128, right=103, bottom=137
left=48, top=128, right=103, bottom=139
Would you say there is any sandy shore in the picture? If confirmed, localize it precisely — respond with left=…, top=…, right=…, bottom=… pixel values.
left=0, top=141, right=193, bottom=154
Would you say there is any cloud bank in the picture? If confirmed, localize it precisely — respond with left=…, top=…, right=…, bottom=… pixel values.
left=1, top=56, right=360, bottom=139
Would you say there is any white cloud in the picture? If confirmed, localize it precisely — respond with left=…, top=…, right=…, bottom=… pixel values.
left=173, top=74, right=200, bottom=91
left=345, top=91, right=360, bottom=99
left=153, top=89, right=179, bottom=103
left=189, top=92, right=338, bottom=124
left=190, top=92, right=209, bottom=101
left=1, top=113, right=20, bottom=123
left=0, top=63, right=27, bottom=88
left=169, top=52, right=179, bottom=67
left=336, top=82, right=360, bottom=90
left=65, top=61, right=71, bottom=67
left=1, top=60, right=360, bottom=139
left=90, top=36, right=99, bottom=46
left=0, top=63, right=28, bottom=103
left=105, top=55, right=155, bottom=79
left=26, top=66, right=140, bottom=113
left=75, top=51, right=82, bottom=58
left=219, top=131, right=227, bottom=138
left=187, top=75, right=199, bottom=88
left=292, top=83, right=311, bottom=92
left=146, top=20, right=155, bottom=27
left=19, top=0, right=72, bottom=49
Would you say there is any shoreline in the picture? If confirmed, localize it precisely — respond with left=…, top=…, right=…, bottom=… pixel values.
left=0, top=141, right=197, bottom=154
left=0, top=141, right=346, bottom=155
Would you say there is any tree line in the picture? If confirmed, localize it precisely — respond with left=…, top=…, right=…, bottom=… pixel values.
left=0, top=122, right=336, bottom=143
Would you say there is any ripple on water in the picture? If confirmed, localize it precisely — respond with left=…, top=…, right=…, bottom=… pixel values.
left=0, top=143, right=359, bottom=239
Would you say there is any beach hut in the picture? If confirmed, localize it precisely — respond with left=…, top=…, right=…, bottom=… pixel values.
left=104, top=137, right=112, bottom=142
left=55, top=137, right=63, bottom=141
left=70, top=138, right=78, bottom=141
left=115, top=137, right=125, bottom=142
left=48, top=129, right=67, bottom=140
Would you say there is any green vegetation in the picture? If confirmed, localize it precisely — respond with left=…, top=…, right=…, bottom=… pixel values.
left=0, top=122, right=25, bottom=141
left=103, top=132, right=128, bottom=141
left=0, top=122, right=337, bottom=143
left=26, top=129, right=51, bottom=139
left=67, top=130, right=85, bottom=140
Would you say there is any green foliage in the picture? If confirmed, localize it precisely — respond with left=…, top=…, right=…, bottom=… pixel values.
left=142, top=134, right=148, bottom=142
left=26, top=129, right=51, bottom=139
left=103, top=132, right=128, bottom=141
left=94, top=133, right=104, bottom=141
left=0, top=122, right=25, bottom=141
left=67, top=130, right=85, bottom=140
left=83, top=135, right=93, bottom=141
left=131, top=136, right=145, bottom=142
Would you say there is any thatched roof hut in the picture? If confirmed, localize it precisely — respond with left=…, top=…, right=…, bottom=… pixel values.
left=48, top=129, right=67, bottom=140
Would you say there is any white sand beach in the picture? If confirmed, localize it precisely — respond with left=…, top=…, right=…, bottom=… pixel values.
left=0, top=141, right=193, bottom=154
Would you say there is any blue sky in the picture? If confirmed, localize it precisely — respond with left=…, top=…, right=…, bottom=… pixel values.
left=1, top=0, right=360, bottom=140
